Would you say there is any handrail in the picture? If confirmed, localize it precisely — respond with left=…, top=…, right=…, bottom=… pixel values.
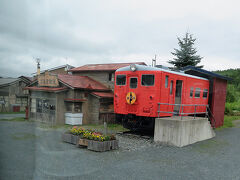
left=157, top=103, right=209, bottom=120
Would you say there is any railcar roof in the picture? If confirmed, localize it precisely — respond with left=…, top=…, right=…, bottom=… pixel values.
left=116, top=64, right=209, bottom=81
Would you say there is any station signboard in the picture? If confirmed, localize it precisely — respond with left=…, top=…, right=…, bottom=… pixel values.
left=38, top=71, right=59, bottom=87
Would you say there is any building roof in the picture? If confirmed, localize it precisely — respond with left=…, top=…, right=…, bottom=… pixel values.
left=182, top=66, right=232, bottom=81
left=69, top=62, right=146, bottom=72
left=18, top=76, right=33, bottom=83
left=58, top=74, right=109, bottom=90
left=0, top=78, right=18, bottom=87
left=32, top=64, right=75, bottom=75
left=25, top=87, right=68, bottom=92
left=91, top=92, right=114, bottom=98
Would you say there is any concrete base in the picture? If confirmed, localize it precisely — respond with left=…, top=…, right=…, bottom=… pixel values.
left=154, top=116, right=216, bottom=147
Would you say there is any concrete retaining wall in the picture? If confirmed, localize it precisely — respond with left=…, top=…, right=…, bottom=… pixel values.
left=154, top=117, right=216, bottom=147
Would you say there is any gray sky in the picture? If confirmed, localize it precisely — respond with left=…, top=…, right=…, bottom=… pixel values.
left=1, top=0, right=240, bottom=77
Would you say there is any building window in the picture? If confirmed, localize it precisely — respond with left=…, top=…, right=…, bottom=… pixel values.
left=190, top=87, right=194, bottom=97
left=116, top=75, right=126, bottom=85
left=165, top=75, right=169, bottom=88
left=36, top=99, right=56, bottom=113
left=195, top=88, right=201, bottom=98
left=109, top=73, right=114, bottom=81
left=65, top=102, right=82, bottom=113
left=141, top=75, right=155, bottom=86
left=74, top=102, right=82, bottom=113
left=130, top=77, right=138, bottom=89
left=170, top=80, right=173, bottom=94
left=203, top=89, right=208, bottom=98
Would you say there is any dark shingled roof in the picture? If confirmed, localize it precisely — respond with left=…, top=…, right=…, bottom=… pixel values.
left=182, top=66, right=232, bottom=81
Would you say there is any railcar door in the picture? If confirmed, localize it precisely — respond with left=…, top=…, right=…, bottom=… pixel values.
left=174, top=80, right=183, bottom=114
left=125, top=75, right=139, bottom=114
left=168, top=78, right=175, bottom=113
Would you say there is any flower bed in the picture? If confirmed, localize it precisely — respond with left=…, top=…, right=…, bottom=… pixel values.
left=62, top=126, right=118, bottom=152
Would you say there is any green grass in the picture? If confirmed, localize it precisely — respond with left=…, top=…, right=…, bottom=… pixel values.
left=0, top=117, right=26, bottom=122
left=0, top=111, right=25, bottom=114
left=217, top=115, right=240, bottom=130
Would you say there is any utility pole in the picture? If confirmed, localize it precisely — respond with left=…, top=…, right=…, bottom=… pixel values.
left=152, top=55, right=157, bottom=67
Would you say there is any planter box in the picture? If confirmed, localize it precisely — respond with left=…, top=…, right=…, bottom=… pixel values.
left=76, top=138, right=88, bottom=147
left=87, top=140, right=119, bottom=152
left=62, top=133, right=79, bottom=145
left=71, top=135, right=79, bottom=145
left=62, top=133, right=119, bottom=152
left=62, top=133, right=72, bottom=144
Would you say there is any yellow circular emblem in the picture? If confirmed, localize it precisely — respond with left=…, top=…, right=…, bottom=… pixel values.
left=126, top=92, right=137, bottom=105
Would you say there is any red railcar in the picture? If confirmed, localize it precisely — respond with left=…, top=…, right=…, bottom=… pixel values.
left=114, top=64, right=209, bottom=130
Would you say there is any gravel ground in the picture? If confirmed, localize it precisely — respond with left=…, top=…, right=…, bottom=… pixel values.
left=1, top=120, right=240, bottom=180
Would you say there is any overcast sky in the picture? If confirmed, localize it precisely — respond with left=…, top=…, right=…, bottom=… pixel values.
left=0, top=0, right=240, bottom=77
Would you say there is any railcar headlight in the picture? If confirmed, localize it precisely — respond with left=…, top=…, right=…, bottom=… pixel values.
left=130, top=64, right=137, bottom=72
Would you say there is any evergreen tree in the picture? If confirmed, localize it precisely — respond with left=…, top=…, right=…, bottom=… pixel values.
left=168, top=33, right=203, bottom=69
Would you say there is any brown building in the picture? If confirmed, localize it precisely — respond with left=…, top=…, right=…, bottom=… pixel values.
left=26, top=72, right=113, bottom=125
left=69, top=62, right=146, bottom=90
left=0, top=76, right=32, bottom=112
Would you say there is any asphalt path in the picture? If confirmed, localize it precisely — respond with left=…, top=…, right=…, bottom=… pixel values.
left=1, top=120, right=240, bottom=180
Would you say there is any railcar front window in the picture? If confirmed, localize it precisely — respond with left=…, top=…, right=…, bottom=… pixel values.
left=195, top=88, right=201, bottom=98
left=130, top=77, right=138, bottom=89
left=116, top=75, right=126, bottom=85
left=203, top=89, right=208, bottom=98
left=141, top=75, right=155, bottom=86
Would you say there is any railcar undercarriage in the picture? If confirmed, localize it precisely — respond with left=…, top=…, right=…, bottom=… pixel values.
left=116, top=114, right=155, bottom=132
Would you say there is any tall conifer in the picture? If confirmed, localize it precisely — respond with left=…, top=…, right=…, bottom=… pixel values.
left=169, top=33, right=203, bottom=69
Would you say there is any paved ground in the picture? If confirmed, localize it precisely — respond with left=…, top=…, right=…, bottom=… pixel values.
left=1, top=120, right=240, bottom=180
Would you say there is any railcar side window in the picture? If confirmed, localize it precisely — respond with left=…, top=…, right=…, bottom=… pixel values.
left=170, top=80, right=173, bottom=94
left=165, top=75, right=169, bottom=88
left=195, top=88, right=201, bottom=98
left=141, top=75, right=155, bottom=86
left=116, top=75, right=126, bottom=85
left=190, top=87, right=194, bottom=97
left=203, top=89, right=208, bottom=98
left=130, top=77, right=138, bottom=89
